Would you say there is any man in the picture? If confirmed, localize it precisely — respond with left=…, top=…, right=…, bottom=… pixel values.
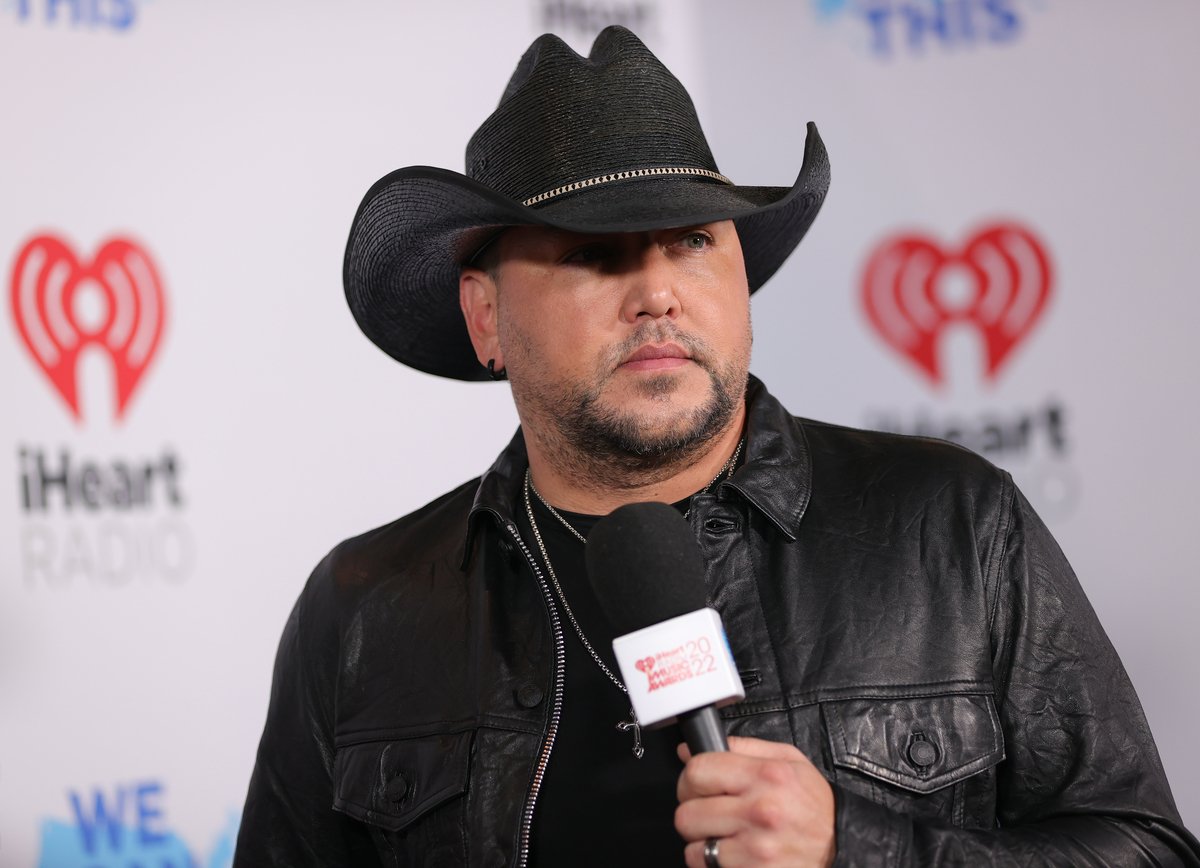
left=235, top=26, right=1199, bottom=868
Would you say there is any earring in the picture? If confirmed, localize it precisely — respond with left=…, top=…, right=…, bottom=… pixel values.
left=487, top=359, right=507, bottom=381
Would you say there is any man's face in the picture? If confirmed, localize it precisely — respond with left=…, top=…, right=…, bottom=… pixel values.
left=464, top=219, right=751, bottom=466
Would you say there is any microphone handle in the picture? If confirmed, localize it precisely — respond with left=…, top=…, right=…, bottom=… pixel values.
left=679, top=706, right=729, bottom=754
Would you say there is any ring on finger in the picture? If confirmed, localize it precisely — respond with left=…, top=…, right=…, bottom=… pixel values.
left=703, top=837, right=722, bottom=868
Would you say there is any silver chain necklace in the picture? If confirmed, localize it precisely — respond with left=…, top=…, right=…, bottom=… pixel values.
left=521, top=439, right=744, bottom=759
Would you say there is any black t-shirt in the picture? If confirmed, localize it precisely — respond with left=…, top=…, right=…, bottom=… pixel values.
left=518, top=492, right=688, bottom=867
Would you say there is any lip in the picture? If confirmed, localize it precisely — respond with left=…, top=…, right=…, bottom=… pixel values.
left=620, top=342, right=693, bottom=372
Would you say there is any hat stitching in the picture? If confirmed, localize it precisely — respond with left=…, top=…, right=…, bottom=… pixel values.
left=523, top=166, right=733, bottom=207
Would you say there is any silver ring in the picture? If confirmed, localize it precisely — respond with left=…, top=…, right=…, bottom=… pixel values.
left=703, top=837, right=722, bottom=868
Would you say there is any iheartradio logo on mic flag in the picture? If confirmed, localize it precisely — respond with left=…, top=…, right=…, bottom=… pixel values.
left=10, top=233, right=167, bottom=423
left=613, top=608, right=744, bottom=727
left=861, top=222, right=1053, bottom=386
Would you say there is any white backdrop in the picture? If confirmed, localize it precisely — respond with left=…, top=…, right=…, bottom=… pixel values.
left=695, top=0, right=1200, bottom=833
left=0, top=1, right=1195, bottom=864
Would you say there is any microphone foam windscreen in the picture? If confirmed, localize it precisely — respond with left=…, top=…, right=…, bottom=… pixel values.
left=585, top=502, right=708, bottom=636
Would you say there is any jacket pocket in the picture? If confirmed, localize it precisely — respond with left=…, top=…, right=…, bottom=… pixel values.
left=332, top=729, right=473, bottom=834
left=822, top=693, right=1004, bottom=827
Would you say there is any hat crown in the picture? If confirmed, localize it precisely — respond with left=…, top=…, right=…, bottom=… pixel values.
left=465, top=26, right=720, bottom=204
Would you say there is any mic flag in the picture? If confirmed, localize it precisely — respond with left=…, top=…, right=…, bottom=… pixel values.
left=586, top=503, right=744, bottom=729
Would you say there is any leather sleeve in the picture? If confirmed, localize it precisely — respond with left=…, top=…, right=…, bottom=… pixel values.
left=833, top=477, right=1200, bottom=866
left=232, top=554, right=383, bottom=868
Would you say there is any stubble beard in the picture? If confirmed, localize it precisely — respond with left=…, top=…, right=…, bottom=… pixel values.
left=507, top=321, right=750, bottom=491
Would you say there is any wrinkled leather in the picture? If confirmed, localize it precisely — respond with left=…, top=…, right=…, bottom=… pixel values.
left=235, top=377, right=1200, bottom=866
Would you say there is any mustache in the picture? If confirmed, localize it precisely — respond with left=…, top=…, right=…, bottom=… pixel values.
left=607, top=322, right=711, bottom=369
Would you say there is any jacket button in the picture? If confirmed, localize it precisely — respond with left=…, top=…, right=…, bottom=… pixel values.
left=385, top=773, right=408, bottom=802
left=515, top=684, right=544, bottom=708
left=907, top=733, right=939, bottom=768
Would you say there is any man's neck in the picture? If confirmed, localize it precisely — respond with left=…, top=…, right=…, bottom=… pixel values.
left=524, top=411, right=746, bottom=516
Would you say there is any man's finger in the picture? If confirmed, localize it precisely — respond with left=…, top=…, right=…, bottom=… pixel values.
left=678, top=736, right=811, bottom=765
left=727, top=735, right=809, bottom=762
left=674, top=794, right=746, bottom=842
left=683, top=836, right=749, bottom=868
left=677, top=751, right=763, bottom=801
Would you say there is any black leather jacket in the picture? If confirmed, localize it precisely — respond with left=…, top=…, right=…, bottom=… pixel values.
left=235, top=378, right=1199, bottom=866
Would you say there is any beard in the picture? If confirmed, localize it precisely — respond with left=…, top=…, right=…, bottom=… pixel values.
left=506, top=320, right=750, bottom=490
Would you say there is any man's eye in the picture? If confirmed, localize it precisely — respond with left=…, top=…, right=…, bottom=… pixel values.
left=681, top=232, right=712, bottom=250
left=563, top=245, right=612, bottom=264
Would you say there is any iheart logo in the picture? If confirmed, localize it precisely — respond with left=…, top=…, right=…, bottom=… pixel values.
left=10, top=233, right=167, bottom=422
left=861, top=222, right=1052, bottom=385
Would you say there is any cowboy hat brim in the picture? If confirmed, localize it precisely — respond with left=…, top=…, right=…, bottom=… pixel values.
left=344, top=122, right=829, bottom=381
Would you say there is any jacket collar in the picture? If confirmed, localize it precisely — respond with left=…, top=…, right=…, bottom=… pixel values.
left=466, top=426, right=530, bottom=540
left=463, top=374, right=812, bottom=566
left=722, top=375, right=812, bottom=541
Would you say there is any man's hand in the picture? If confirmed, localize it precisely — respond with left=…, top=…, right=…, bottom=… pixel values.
left=675, top=736, right=836, bottom=868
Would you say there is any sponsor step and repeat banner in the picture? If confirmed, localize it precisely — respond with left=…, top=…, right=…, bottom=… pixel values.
left=1, top=1, right=1196, bottom=863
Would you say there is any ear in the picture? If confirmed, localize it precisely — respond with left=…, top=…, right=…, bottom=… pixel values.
left=459, top=266, right=502, bottom=371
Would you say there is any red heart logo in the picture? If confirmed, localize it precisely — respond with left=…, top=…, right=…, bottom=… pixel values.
left=9, top=233, right=167, bottom=422
left=861, top=222, right=1052, bottom=385
left=635, top=656, right=656, bottom=673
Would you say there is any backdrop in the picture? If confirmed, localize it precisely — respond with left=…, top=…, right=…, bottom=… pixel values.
left=1, top=1, right=1195, bottom=863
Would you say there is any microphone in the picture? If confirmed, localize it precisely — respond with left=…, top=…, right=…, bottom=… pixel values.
left=586, top=502, right=744, bottom=754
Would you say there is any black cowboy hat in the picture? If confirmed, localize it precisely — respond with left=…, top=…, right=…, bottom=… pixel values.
left=344, top=26, right=830, bottom=381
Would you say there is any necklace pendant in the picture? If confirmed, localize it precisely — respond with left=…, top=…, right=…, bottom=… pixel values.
left=616, top=711, right=644, bottom=759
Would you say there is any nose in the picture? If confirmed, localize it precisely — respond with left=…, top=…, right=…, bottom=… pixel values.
left=619, top=246, right=681, bottom=323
